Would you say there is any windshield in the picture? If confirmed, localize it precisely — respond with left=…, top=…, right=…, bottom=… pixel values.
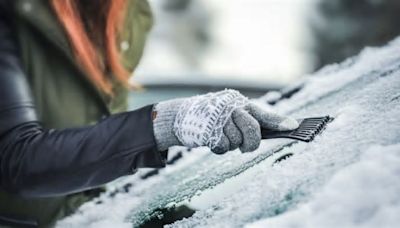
left=57, top=38, right=400, bottom=228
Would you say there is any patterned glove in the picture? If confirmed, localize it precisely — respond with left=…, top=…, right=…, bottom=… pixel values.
left=152, top=90, right=299, bottom=154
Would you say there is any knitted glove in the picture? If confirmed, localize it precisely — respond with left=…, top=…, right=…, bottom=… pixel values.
left=152, top=90, right=299, bottom=154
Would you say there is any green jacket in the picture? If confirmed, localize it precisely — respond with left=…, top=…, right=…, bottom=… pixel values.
left=0, top=0, right=155, bottom=227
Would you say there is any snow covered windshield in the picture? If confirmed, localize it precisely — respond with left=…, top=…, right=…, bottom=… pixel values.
left=58, top=38, right=400, bottom=228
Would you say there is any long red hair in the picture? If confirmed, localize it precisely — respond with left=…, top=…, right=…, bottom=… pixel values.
left=51, top=0, right=129, bottom=94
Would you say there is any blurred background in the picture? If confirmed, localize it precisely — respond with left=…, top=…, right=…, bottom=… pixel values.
left=129, top=0, right=400, bottom=109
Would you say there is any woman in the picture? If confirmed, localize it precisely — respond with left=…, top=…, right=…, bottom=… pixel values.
left=0, top=0, right=298, bottom=227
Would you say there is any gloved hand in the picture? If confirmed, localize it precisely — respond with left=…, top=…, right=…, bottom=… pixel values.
left=152, top=90, right=299, bottom=154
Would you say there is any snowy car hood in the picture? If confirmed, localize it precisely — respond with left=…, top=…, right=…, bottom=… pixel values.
left=58, top=38, right=400, bottom=228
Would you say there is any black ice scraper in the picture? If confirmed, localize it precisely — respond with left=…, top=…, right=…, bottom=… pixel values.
left=261, top=116, right=333, bottom=142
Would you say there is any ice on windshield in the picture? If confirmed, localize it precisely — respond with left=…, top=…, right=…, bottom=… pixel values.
left=57, top=37, right=400, bottom=228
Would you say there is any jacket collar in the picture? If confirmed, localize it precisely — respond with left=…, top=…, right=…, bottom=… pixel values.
left=15, top=0, right=111, bottom=115
left=15, top=0, right=74, bottom=63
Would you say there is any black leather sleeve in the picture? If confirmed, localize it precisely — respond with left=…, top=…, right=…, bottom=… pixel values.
left=0, top=4, right=166, bottom=198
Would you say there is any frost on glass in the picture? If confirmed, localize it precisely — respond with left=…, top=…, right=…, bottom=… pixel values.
left=57, top=37, right=400, bottom=228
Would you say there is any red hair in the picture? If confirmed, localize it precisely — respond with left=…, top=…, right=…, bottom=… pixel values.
left=51, top=0, right=129, bottom=95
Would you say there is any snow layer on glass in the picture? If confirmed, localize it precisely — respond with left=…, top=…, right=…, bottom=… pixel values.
left=57, top=38, right=400, bottom=228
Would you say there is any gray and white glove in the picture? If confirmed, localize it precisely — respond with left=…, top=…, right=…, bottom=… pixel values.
left=152, top=89, right=299, bottom=154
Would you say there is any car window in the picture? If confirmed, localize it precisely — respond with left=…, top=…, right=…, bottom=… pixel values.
left=57, top=39, right=400, bottom=228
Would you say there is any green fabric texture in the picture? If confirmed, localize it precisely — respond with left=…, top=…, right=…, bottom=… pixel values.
left=0, top=0, right=153, bottom=227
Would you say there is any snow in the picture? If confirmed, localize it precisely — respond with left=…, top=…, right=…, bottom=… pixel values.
left=247, top=144, right=400, bottom=228
left=57, top=38, right=400, bottom=228
left=55, top=147, right=210, bottom=228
